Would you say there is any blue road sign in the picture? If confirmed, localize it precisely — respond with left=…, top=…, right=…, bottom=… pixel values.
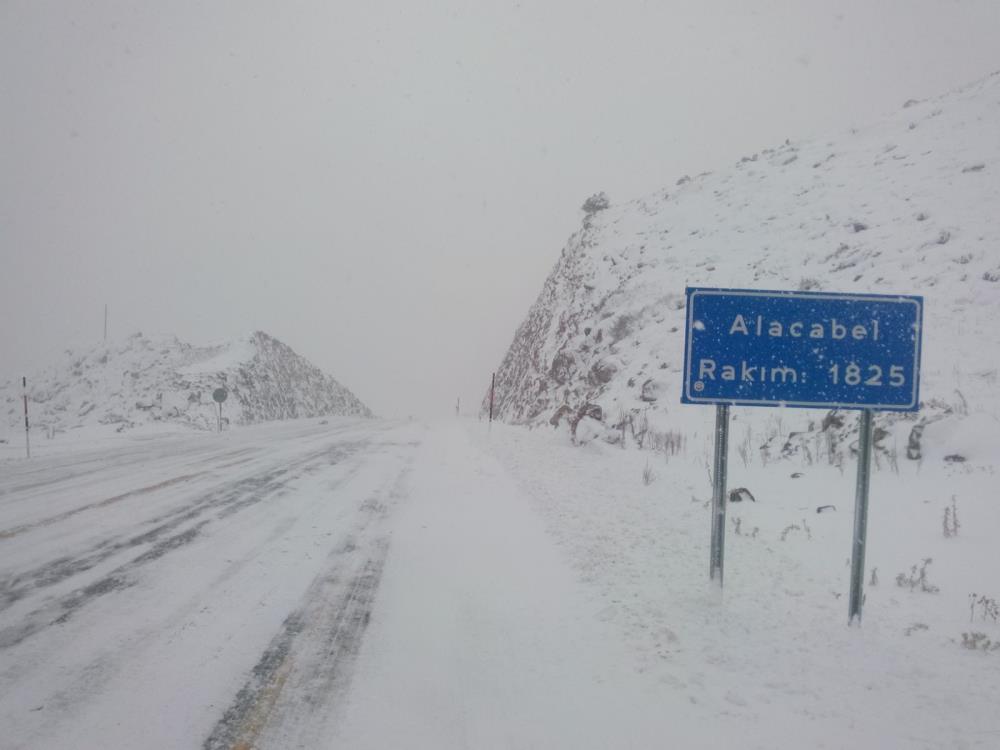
left=681, top=288, right=923, bottom=411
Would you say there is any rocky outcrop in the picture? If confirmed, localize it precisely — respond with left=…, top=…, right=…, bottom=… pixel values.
left=3, top=331, right=372, bottom=435
left=483, top=72, right=1000, bottom=452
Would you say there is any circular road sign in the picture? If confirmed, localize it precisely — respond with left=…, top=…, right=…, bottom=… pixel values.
left=212, top=387, right=228, bottom=404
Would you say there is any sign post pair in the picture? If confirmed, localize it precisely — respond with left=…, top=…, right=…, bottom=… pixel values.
left=682, top=287, right=923, bottom=624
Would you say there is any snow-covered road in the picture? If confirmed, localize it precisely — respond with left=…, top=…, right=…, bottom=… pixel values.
left=3, top=416, right=999, bottom=749
left=0, top=418, right=698, bottom=749
left=1, top=418, right=423, bottom=749
left=331, top=421, right=702, bottom=750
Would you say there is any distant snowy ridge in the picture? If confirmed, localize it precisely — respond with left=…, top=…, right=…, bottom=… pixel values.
left=2, top=331, right=372, bottom=436
left=486, top=71, right=1000, bottom=454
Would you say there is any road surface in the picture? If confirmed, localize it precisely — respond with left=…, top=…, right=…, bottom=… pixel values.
left=0, top=418, right=690, bottom=749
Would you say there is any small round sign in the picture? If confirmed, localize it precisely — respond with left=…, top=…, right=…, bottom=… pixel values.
left=213, top=388, right=228, bottom=404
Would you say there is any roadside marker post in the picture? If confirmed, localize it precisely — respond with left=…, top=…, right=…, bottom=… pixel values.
left=22, top=376, right=30, bottom=459
left=682, top=287, right=923, bottom=623
left=489, top=372, right=495, bottom=423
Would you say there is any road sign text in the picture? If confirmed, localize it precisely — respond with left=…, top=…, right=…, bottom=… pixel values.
left=682, top=288, right=923, bottom=411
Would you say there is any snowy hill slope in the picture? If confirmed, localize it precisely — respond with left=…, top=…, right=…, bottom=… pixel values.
left=1, top=331, right=372, bottom=437
left=487, top=72, right=1000, bottom=455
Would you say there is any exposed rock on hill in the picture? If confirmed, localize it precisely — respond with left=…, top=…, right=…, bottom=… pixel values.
left=486, top=72, right=1000, bottom=454
left=3, top=331, right=372, bottom=435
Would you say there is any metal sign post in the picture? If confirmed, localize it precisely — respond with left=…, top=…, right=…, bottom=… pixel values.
left=213, top=388, right=228, bottom=433
left=848, top=409, right=874, bottom=624
left=682, top=287, right=922, bottom=617
left=709, top=403, right=730, bottom=586
left=22, top=376, right=30, bottom=459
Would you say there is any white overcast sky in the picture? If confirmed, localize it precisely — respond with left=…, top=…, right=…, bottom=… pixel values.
left=2, top=1, right=998, bottom=416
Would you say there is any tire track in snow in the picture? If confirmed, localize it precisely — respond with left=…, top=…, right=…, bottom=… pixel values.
left=0, top=471, right=209, bottom=540
left=203, top=465, right=410, bottom=750
left=0, top=441, right=253, bottom=499
left=203, top=541, right=389, bottom=750
left=0, top=440, right=370, bottom=648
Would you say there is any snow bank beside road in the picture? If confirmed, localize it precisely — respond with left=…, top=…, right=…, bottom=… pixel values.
left=472, top=419, right=1000, bottom=748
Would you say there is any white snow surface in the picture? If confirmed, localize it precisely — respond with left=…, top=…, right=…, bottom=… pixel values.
left=3, top=70, right=1000, bottom=750
left=1, top=417, right=998, bottom=748
left=0, top=330, right=372, bottom=440
left=174, top=337, right=258, bottom=376
left=486, top=71, right=1000, bottom=455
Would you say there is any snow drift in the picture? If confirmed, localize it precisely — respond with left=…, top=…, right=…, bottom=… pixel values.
left=2, top=331, right=372, bottom=436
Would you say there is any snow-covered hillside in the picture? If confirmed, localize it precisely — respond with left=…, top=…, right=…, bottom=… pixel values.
left=487, top=72, right=1000, bottom=456
left=1, top=331, right=372, bottom=438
